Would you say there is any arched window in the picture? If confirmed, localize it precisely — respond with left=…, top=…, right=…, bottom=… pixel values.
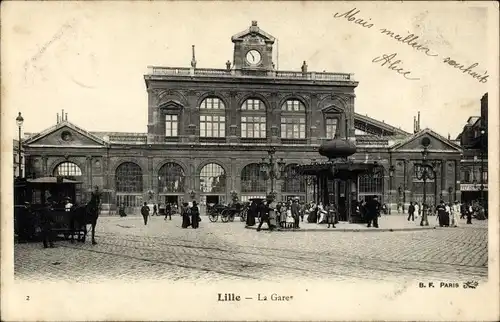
left=241, top=99, right=266, bottom=138
left=158, top=162, right=185, bottom=193
left=199, top=97, right=225, bottom=138
left=282, top=164, right=305, bottom=193
left=281, top=99, right=306, bottom=139
left=200, top=163, right=226, bottom=193
left=115, top=162, right=143, bottom=193
left=53, top=162, right=82, bottom=177
left=241, top=163, right=267, bottom=193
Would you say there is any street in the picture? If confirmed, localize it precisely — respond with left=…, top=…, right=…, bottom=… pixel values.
left=14, top=215, right=488, bottom=283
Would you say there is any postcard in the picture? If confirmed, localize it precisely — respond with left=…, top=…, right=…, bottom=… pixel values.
left=1, top=1, right=499, bottom=321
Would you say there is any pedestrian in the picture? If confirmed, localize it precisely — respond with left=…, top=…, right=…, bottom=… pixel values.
left=291, top=198, right=300, bottom=229
left=317, top=202, right=327, bottom=224
left=407, top=202, right=415, bottom=221
left=153, top=204, right=158, bottom=216
left=366, top=196, right=381, bottom=228
left=246, top=200, right=257, bottom=227
left=181, top=202, right=191, bottom=228
left=451, top=201, right=460, bottom=227
left=119, top=203, right=127, bottom=217
left=445, top=202, right=452, bottom=226
left=41, top=198, right=56, bottom=248
left=326, top=204, right=336, bottom=228
left=64, top=197, right=73, bottom=212
left=285, top=208, right=294, bottom=228
left=141, top=202, right=150, bottom=225
left=164, top=203, right=172, bottom=220
left=436, top=200, right=447, bottom=227
left=257, top=195, right=274, bottom=232
left=466, top=203, right=473, bottom=224
left=191, top=201, right=200, bottom=229
left=280, top=204, right=288, bottom=228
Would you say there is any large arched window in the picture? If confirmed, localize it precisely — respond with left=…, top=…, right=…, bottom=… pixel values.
left=200, top=163, right=226, bottom=193
left=199, top=97, right=225, bottom=138
left=282, top=164, right=305, bottom=193
left=241, top=163, right=267, bottom=193
left=53, top=162, right=82, bottom=177
left=158, top=162, right=185, bottom=193
left=281, top=99, right=306, bottom=139
left=241, top=98, right=266, bottom=138
left=115, top=162, right=143, bottom=193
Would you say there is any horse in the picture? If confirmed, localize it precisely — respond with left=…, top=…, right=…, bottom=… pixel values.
left=69, top=198, right=99, bottom=245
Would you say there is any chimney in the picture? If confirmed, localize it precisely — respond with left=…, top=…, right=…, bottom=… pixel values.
left=417, top=111, right=421, bottom=131
left=57, top=113, right=60, bottom=124
left=413, top=116, right=417, bottom=133
left=301, top=61, right=308, bottom=73
left=62, top=109, right=65, bottom=122
left=65, top=113, right=68, bottom=121
left=191, top=45, right=197, bottom=68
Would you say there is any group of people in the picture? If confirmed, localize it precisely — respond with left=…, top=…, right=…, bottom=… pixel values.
left=407, top=200, right=484, bottom=227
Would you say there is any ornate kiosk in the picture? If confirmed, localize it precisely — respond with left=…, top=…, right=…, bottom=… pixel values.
left=294, top=139, right=383, bottom=223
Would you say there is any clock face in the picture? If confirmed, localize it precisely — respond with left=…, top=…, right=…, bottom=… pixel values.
left=246, top=50, right=262, bottom=66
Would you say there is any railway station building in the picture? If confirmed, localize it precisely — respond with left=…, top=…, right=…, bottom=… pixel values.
left=22, top=21, right=464, bottom=215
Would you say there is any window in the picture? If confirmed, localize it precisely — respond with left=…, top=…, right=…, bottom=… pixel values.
left=241, top=163, right=267, bottom=193
left=326, top=118, right=338, bottom=139
left=200, top=97, right=225, bottom=138
left=158, top=162, right=185, bottom=193
left=115, top=162, right=143, bottom=193
left=281, top=99, right=306, bottom=139
left=165, top=115, right=178, bottom=137
left=462, top=170, right=471, bottom=183
left=200, top=163, right=226, bottom=193
left=54, top=162, right=82, bottom=177
left=282, top=164, right=305, bottom=193
left=241, top=99, right=266, bottom=138
left=358, top=173, right=383, bottom=194
left=200, top=115, right=225, bottom=137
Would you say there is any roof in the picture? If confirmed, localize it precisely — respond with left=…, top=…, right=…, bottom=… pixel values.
left=390, top=128, right=462, bottom=151
left=231, top=21, right=276, bottom=43
left=23, top=120, right=108, bottom=146
left=353, top=113, right=411, bottom=136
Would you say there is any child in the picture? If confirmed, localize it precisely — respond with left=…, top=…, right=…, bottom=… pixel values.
left=286, top=207, right=295, bottom=228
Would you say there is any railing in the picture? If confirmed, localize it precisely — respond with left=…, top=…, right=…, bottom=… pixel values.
left=108, top=135, right=147, bottom=144
left=199, top=137, right=226, bottom=143
left=281, top=138, right=308, bottom=145
left=147, top=66, right=353, bottom=81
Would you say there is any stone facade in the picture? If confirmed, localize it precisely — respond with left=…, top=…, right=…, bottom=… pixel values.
left=22, top=21, right=463, bottom=213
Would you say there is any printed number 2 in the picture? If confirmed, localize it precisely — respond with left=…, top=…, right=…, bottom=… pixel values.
left=26, top=296, right=30, bottom=301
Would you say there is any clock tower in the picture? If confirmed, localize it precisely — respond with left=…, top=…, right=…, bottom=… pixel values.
left=231, top=21, right=275, bottom=72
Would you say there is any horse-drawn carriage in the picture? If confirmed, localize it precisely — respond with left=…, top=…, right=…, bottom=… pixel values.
left=207, top=202, right=249, bottom=223
left=14, top=176, right=100, bottom=244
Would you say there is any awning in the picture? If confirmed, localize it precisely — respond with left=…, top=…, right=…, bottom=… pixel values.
left=27, top=177, right=83, bottom=184
left=294, top=161, right=382, bottom=178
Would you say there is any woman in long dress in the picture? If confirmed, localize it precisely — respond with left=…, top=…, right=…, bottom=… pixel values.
left=181, top=202, right=191, bottom=228
left=317, top=203, right=327, bottom=224
left=191, top=201, right=200, bottom=229
left=246, top=201, right=257, bottom=226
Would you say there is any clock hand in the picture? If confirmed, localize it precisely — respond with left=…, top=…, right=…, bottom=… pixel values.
left=250, top=52, right=255, bottom=61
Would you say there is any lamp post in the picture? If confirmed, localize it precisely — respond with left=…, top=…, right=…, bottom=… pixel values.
left=414, top=137, right=435, bottom=226
left=388, top=165, right=395, bottom=214
left=260, top=146, right=285, bottom=200
left=16, top=112, right=24, bottom=179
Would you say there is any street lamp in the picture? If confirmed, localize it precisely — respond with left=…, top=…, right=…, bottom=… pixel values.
left=16, top=112, right=24, bottom=178
left=414, top=137, right=435, bottom=226
left=388, top=165, right=395, bottom=214
left=260, top=146, right=286, bottom=200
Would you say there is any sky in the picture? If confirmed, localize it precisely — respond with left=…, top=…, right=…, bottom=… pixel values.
left=2, top=1, right=496, bottom=139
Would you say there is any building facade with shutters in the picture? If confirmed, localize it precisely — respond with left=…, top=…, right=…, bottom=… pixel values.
left=22, top=21, right=464, bottom=214
left=456, top=93, right=488, bottom=205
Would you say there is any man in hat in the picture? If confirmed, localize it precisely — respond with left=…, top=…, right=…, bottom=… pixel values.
left=291, top=198, right=300, bottom=229
left=365, top=196, right=381, bottom=228
left=64, top=197, right=73, bottom=212
left=257, top=194, right=274, bottom=232
left=41, top=197, right=56, bottom=248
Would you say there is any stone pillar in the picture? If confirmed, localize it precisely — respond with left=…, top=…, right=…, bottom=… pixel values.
left=403, top=159, right=411, bottom=211
left=440, top=159, right=447, bottom=202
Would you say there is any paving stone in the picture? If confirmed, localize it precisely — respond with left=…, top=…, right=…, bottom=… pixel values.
left=15, top=215, right=488, bottom=282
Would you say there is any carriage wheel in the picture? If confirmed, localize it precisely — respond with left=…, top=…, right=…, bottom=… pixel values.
left=229, top=213, right=235, bottom=222
left=221, top=210, right=229, bottom=222
left=209, top=212, right=218, bottom=222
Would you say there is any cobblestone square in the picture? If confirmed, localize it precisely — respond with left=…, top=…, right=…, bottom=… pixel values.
left=14, top=214, right=488, bottom=283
